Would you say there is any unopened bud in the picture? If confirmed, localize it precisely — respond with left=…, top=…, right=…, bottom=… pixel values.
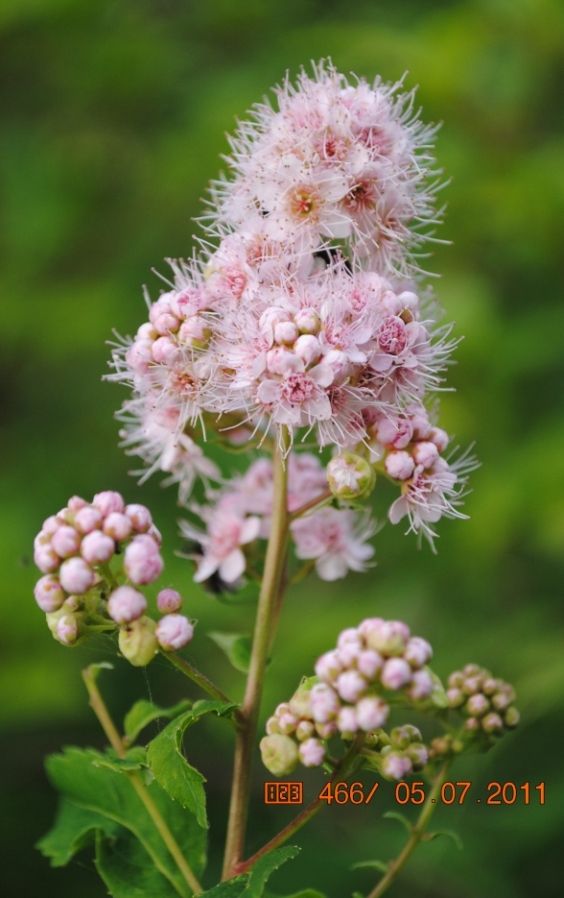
left=118, top=616, right=158, bottom=667
left=299, top=738, right=325, bottom=767
left=34, top=575, right=65, bottom=612
left=156, top=614, right=194, bottom=651
left=327, top=452, right=376, bottom=501
left=260, top=734, right=299, bottom=777
left=108, top=586, right=147, bottom=624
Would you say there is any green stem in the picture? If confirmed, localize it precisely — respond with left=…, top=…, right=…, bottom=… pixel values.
left=289, top=488, right=332, bottom=521
left=82, top=666, right=203, bottom=897
left=233, top=736, right=365, bottom=876
left=162, top=651, right=236, bottom=707
left=222, top=427, right=290, bottom=878
left=365, top=762, right=450, bottom=898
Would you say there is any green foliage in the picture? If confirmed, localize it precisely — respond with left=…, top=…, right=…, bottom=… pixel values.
left=124, top=698, right=193, bottom=744
left=95, top=829, right=185, bottom=898
left=39, top=747, right=206, bottom=895
left=147, top=700, right=236, bottom=829
left=208, top=631, right=252, bottom=674
left=243, top=846, right=301, bottom=897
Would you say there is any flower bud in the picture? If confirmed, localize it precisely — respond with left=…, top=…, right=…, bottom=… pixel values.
left=381, top=752, right=412, bottom=780
left=294, top=308, right=321, bottom=334
left=51, top=525, right=80, bottom=559
left=299, top=738, right=326, bottom=767
left=108, top=586, right=147, bottom=624
left=357, top=649, right=383, bottom=680
left=337, top=706, right=358, bottom=736
left=274, top=320, right=299, bottom=345
left=315, top=720, right=337, bottom=739
left=407, top=743, right=428, bottom=768
left=59, top=557, right=95, bottom=595
left=391, top=724, right=421, bottom=749
left=327, top=452, right=376, bottom=501
left=74, top=505, right=104, bottom=534
left=310, top=683, right=340, bottom=723
left=336, top=670, right=367, bottom=703
left=491, top=691, right=512, bottom=712
left=404, top=637, right=432, bottom=668
left=294, top=334, right=322, bottom=366
left=178, top=316, right=211, bottom=349
left=482, top=712, right=504, bottom=734
left=81, top=530, right=115, bottom=565
left=156, top=614, right=194, bottom=651
left=380, top=657, right=412, bottom=690
left=124, top=535, right=163, bottom=585
left=34, top=575, right=65, bottom=612
left=356, top=696, right=389, bottom=731
left=289, top=683, right=313, bottom=718
left=412, top=441, right=439, bottom=469
left=466, top=694, right=490, bottom=717
left=365, top=620, right=409, bottom=656
left=296, top=720, right=315, bottom=741
left=385, top=451, right=415, bottom=481
left=408, top=668, right=434, bottom=700
left=157, top=588, right=182, bottom=614
left=54, top=613, right=79, bottom=646
left=92, top=491, right=125, bottom=516
left=314, top=650, right=342, bottom=682
left=119, top=616, right=158, bottom=667
left=504, top=707, right=520, bottom=728
left=125, top=504, right=152, bottom=533
left=266, top=716, right=281, bottom=735
left=260, top=734, right=299, bottom=777
left=34, top=545, right=60, bottom=574
left=103, top=512, right=132, bottom=542
left=152, top=336, right=179, bottom=365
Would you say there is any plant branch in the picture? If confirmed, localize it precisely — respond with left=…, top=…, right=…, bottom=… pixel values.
left=289, top=488, right=332, bottom=521
left=82, top=665, right=203, bottom=897
left=222, top=427, right=290, bottom=878
left=365, top=762, right=451, bottom=898
left=233, top=736, right=365, bottom=876
left=162, top=650, right=237, bottom=709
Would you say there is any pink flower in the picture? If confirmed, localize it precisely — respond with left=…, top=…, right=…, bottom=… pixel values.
left=156, top=614, right=194, bottom=651
left=183, top=511, right=261, bottom=584
left=291, top=507, right=375, bottom=581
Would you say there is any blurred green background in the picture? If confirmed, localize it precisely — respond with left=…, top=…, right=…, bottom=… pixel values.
left=1, top=0, right=563, bottom=895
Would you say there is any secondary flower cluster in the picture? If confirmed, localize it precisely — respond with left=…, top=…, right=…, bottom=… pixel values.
left=260, top=618, right=436, bottom=778
left=446, top=664, right=520, bottom=737
left=109, top=61, right=471, bottom=552
left=32, top=491, right=194, bottom=663
left=181, top=454, right=375, bottom=584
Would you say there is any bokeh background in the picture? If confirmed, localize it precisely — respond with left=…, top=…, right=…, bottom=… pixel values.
left=1, top=0, right=563, bottom=895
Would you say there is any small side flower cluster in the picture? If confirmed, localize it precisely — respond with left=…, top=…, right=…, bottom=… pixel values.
left=181, top=454, right=375, bottom=585
left=260, top=618, right=435, bottom=778
left=446, top=664, right=520, bottom=737
left=33, top=491, right=194, bottom=665
left=368, top=725, right=429, bottom=780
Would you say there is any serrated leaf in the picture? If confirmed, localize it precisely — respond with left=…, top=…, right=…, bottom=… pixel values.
left=243, top=845, right=300, bottom=898
left=351, top=860, right=389, bottom=874
left=93, top=746, right=147, bottom=772
left=40, top=747, right=206, bottom=896
left=199, top=879, right=248, bottom=897
left=147, top=700, right=236, bottom=830
left=95, top=829, right=184, bottom=898
left=425, top=829, right=463, bottom=850
left=209, top=632, right=252, bottom=674
left=383, top=811, right=413, bottom=833
left=37, top=797, right=117, bottom=866
left=124, top=699, right=192, bottom=744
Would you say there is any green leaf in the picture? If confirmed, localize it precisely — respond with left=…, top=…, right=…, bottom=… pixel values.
left=95, top=829, right=185, bottom=898
left=425, top=829, right=463, bottom=850
left=40, top=747, right=206, bottom=896
left=147, top=700, right=236, bottom=829
left=209, top=631, right=252, bottom=673
left=351, top=860, right=389, bottom=874
left=383, top=811, right=413, bottom=833
left=124, top=699, right=192, bottom=744
left=267, top=891, right=327, bottom=897
left=199, top=880, right=248, bottom=897
left=37, top=797, right=117, bottom=866
left=93, top=746, right=147, bottom=772
left=243, top=846, right=300, bottom=897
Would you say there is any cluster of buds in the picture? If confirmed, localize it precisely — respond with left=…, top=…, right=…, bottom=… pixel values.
left=33, top=491, right=194, bottom=665
left=446, top=664, right=519, bottom=738
left=366, top=725, right=429, bottom=780
left=260, top=618, right=436, bottom=777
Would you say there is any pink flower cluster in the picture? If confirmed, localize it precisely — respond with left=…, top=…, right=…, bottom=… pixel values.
left=261, top=617, right=434, bottom=778
left=33, top=491, right=193, bottom=660
left=181, top=454, right=375, bottom=585
left=208, top=61, right=440, bottom=276
left=108, top=61, right=472, bottom=551
left=446, top=664, right=519, bottom=737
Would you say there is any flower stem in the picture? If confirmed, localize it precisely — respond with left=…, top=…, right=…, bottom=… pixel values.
left=233, top=735, right=365, bottom=876
left=82, top=665, right=203, bottom=897
left=162, top=650, right=237, bottom=708
left=222, top=427, right=290, bottom=878
left=365, top=762, right=450, bottom=898
left=289, top=488, right=332, bottom=521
